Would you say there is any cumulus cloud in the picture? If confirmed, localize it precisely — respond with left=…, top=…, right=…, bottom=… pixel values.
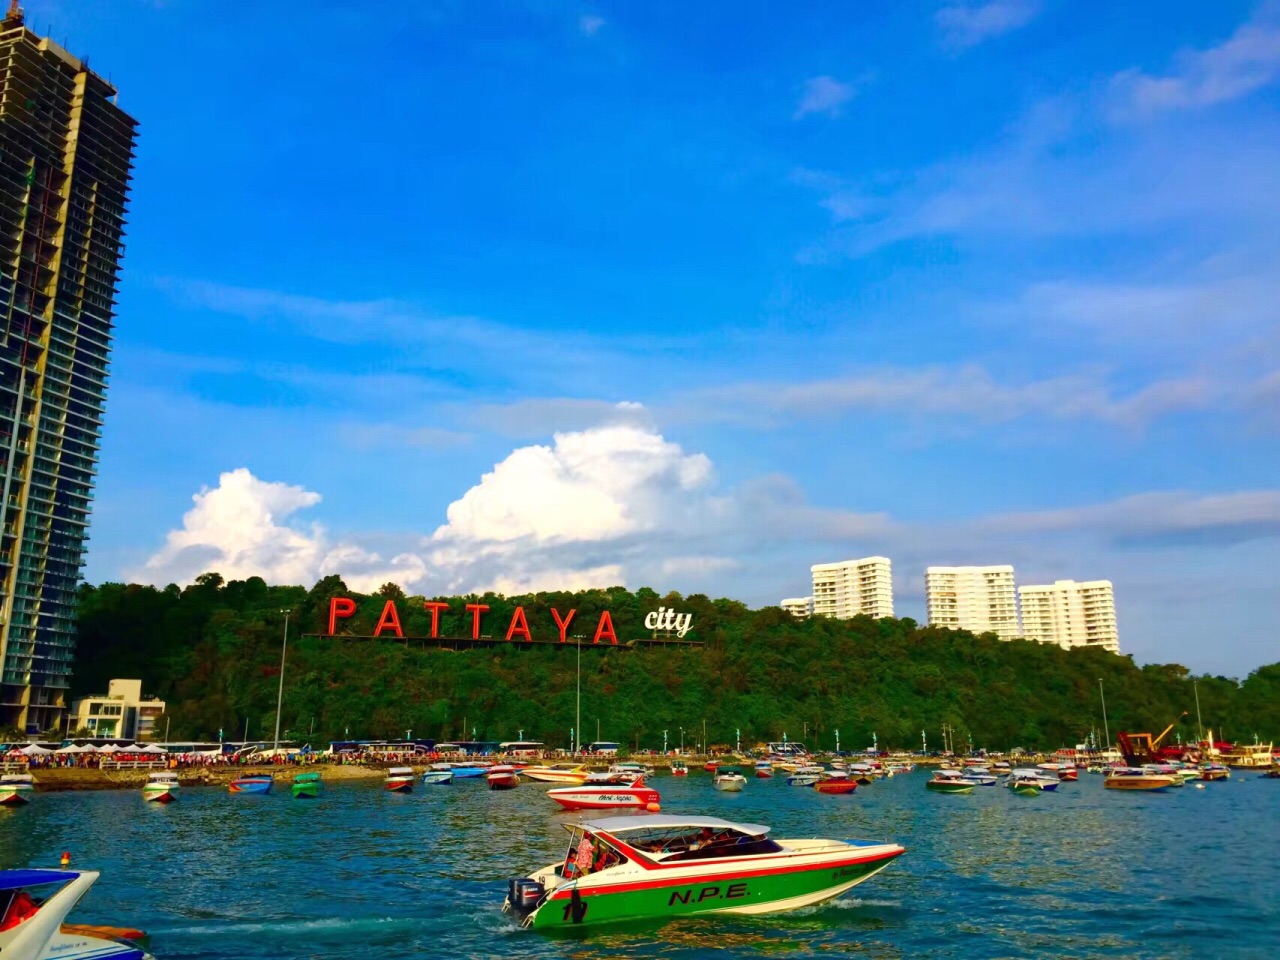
left=1112, top=13, right=1280, bottom=117
left=936, top=0, right=1039, bottom=50
left=132, top=469, right=430, bottom=593
left=794, top=76, right=856, bottom=119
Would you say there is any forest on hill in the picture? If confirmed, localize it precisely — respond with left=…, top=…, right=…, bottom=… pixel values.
left=71, top=574, right=1280, bottom=751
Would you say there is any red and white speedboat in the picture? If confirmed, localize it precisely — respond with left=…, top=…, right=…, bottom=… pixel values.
left=385, top=766, right=415, bottom=792
left=814, top=772, right=858, bottom=795
left=755, top=761, right=774, bottom=779
left=487, top=765, right=520, bottom=790
left=547, top=778, right=660, bottom=811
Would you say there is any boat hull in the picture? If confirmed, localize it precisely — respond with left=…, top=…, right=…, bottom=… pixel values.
left=523, top=847, right=902, bottom=929
left=521, top=769, right=589, bottom=785
left=488, top=775, right=520, bottom=790
left=814, top=780, right=857, bottom=795
left=925, top=780, right=974, bottom=793
left=421, top=771, right=454, bottom=784
left=713, top=778, right=746, bottom=792
left=0, top=788, right=32, bottom=805
left=785, top=776, right=819, bottom=787
left=1105, top=775, right=1176, bottom=791
left=143, top=787, right=177, bottom=803
left=229, top=777, right=273, bottom=794
left=451, top=766, right=488, bottom=779
left=385, top=778, right=414, bottom=793
left=1011, top=784, right=1041, bottom=796
left=548, top=786, right=660, bottom=811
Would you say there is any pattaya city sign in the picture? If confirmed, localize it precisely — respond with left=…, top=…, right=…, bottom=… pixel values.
left=644, top=606, right=694, bottom=637
left=326, top=597, right=665, bottom=645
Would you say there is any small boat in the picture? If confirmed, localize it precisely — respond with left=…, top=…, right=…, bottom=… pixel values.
left=670, top=760, right=688, bottom=777
left=385, top=766, right=415, bottom=792
left=754, top=761, right=773, bottom=779
left=1104, top=768, right=1177, bottom=791
left=487, top=765, right=520, bottom=790
left=142, top=771, right=179, bottom=804
left=959, top=767, right=998, bottom=787
left=450, top=763, right=490, bottom=779
left=609, top=762, right=655, bottom=779
left=520, top=763, right=588, bottom=785
left=0, top=867, right=154, bottom=960
left=1008, top=768, right=1059, bottom=791
left=1006, top=773, right=1044, bottom=795
left=547, top=779, right=660, bottom=811
left=814, top=772, right=857, bottom=795
left=703, top=760, right=720, bottom=772
left=1037, top=762, right=1078, bottom=782
left=1140, top=763, right=1186, bottom=787
left=1197, top=763, right=1229, bottom=782
left=0, top=774, right=34, bottom=806
left=712, top=767, right=747, bottom=792
left=785, top=764, right=825, bottom=787
left=229, top=775, right=273, bottom=795
left=421, top=764, right=455, bottom=785
left=291, top=772, right=322, bottom=799
left=502, top=815, right=904, bottom=930
left=925, top=771, right=975, bottom=794
left=1260, top=767, right=1280, bottom=779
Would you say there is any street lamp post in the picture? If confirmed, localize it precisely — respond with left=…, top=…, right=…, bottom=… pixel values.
left=575, top=635, right=581, bottom=755
left=272, top=609, right=291, bottom=751
left=164, top=716, right=170, bottom=744
left=680, top=727, right=685, bottom=752
left=663, top=729, right=668, bottom=753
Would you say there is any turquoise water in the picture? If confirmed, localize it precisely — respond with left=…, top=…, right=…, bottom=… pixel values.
left=1, top=771, right=1276, bottom=959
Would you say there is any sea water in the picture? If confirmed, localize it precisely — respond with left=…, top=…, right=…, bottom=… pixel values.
left=0, top=771, right=1275, bottom=959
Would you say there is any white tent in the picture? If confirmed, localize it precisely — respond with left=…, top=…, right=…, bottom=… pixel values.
left=53, top=744, right=85, bottom=755
left=95, top=743, right=119, bottom=754
left=118, top=744, right=144, bottom=753
left=19, top=743, right=53, bottom=756
left=140, top=744, right=166, bottom=755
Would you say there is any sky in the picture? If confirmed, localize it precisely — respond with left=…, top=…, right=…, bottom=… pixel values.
left=35, top=0, right=1280, bottom=676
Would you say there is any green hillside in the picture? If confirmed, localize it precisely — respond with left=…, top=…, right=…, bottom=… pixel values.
left=71, top=574, right=1280, bottom=751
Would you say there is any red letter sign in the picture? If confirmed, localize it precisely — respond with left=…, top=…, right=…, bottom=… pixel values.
left=423, top=601, right=449, bottom=638
left=373, top=600, right=404, bottom=638
left=328, top=596, right=357, bottom=635
left=466, top=603, right=490, bottom=640
left=551, top=608, right=576, bottom=643
left=505, top=606, right=532, bottom=642
left=593, top=610, right=617, bottom=645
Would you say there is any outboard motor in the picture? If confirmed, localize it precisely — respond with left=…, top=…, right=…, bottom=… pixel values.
left=505, top=878, right=545, bottom=919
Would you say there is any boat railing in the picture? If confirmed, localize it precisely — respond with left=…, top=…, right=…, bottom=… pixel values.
left=0, top=761, right=29, bottom=773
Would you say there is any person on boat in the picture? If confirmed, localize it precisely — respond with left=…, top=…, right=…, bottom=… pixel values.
left=574, top=836, right=594, bottom=876
left=1, top=891, right=38, bottom=930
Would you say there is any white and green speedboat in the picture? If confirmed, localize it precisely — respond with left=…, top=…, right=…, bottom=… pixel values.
left=503, top=815, right=904, bottom=930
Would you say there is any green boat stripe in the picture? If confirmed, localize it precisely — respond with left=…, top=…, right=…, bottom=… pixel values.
left=552, top=848, right=903, bottom=899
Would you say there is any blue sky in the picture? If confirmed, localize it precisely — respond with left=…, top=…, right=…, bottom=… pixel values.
left=40, top=0, right=1280, bottom=675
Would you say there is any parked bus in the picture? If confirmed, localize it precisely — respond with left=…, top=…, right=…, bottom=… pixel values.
left=587, top=741, right=620, bottom=755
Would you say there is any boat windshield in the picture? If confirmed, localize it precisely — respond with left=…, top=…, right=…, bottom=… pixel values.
left=599, top=824, right=782, bottom=862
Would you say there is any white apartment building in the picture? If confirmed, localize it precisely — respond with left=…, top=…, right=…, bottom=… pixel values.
left=1019, top=580, right=1120, bottom=654
left=780, top=597, right=814, bottom=619
left=810, top=557, right=895, bottom=620
left=925, top=565, right=1020, bottom=640
left=69, top=679, right=166, bottom=740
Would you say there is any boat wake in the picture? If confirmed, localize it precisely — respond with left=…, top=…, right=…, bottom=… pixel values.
left=149, top=915, right=419, bottom=938
left=786, top=896, right=903, bottom=917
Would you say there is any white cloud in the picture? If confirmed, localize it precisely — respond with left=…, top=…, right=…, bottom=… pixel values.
left=935, top=0, right=1038, bottom=50
left=794, top=76, right=856, bottom=119
left=1112, top=14, right=1280, bottom=116
left=132, top=468, right=432, bottom=593
left=579, top=14, right=605, bottom=36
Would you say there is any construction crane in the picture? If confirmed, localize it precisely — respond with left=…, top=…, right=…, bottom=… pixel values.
left=1116, top=713, right=1189, bottom=766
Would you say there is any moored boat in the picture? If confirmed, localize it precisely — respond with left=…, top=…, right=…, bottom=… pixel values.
left=785, top=764, right=824, bottom=787
left=142, top=771, right=179, bottom=804
left=0, top=867, right=154, bottom=960
left=1104, top=767, right=1177, bottom=791
left=670, top=760, right=688, bottom=777
left=925, top=770, right=975, bottom=794
left=291, top=772, right=322, bottom=799
left=547, top=779, right=660, bottom=811
left=450, top=763, right=489, bottom=779
left=712, top=767, right=746, bottom=792
left=1008, top=768, right=1059, bottom=791
left=1006, top=773, right=1044, bottom=795
left=754, top=761, right=773, bottom=779
left=0, top=774, right=34, bottom=806
left=502, top=815, right=904, bottom=929
left=421, top=764, right=454, bottom=785
left=959, top=767, right=998, bottom=787
left=1197, top=763, right=1229, bottom=782
left=487, top=765, right=520, bottom=790
left=520, top=763, right=588, bottom=785
left=385, top=766, right=414, bottom=792
left=229, top=774, right=273, bottom=795
left=814, top=772, right=857, bottom=795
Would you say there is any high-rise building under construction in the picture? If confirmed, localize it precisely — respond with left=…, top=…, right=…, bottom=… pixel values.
left=0, top=5, right=136, bottom=732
